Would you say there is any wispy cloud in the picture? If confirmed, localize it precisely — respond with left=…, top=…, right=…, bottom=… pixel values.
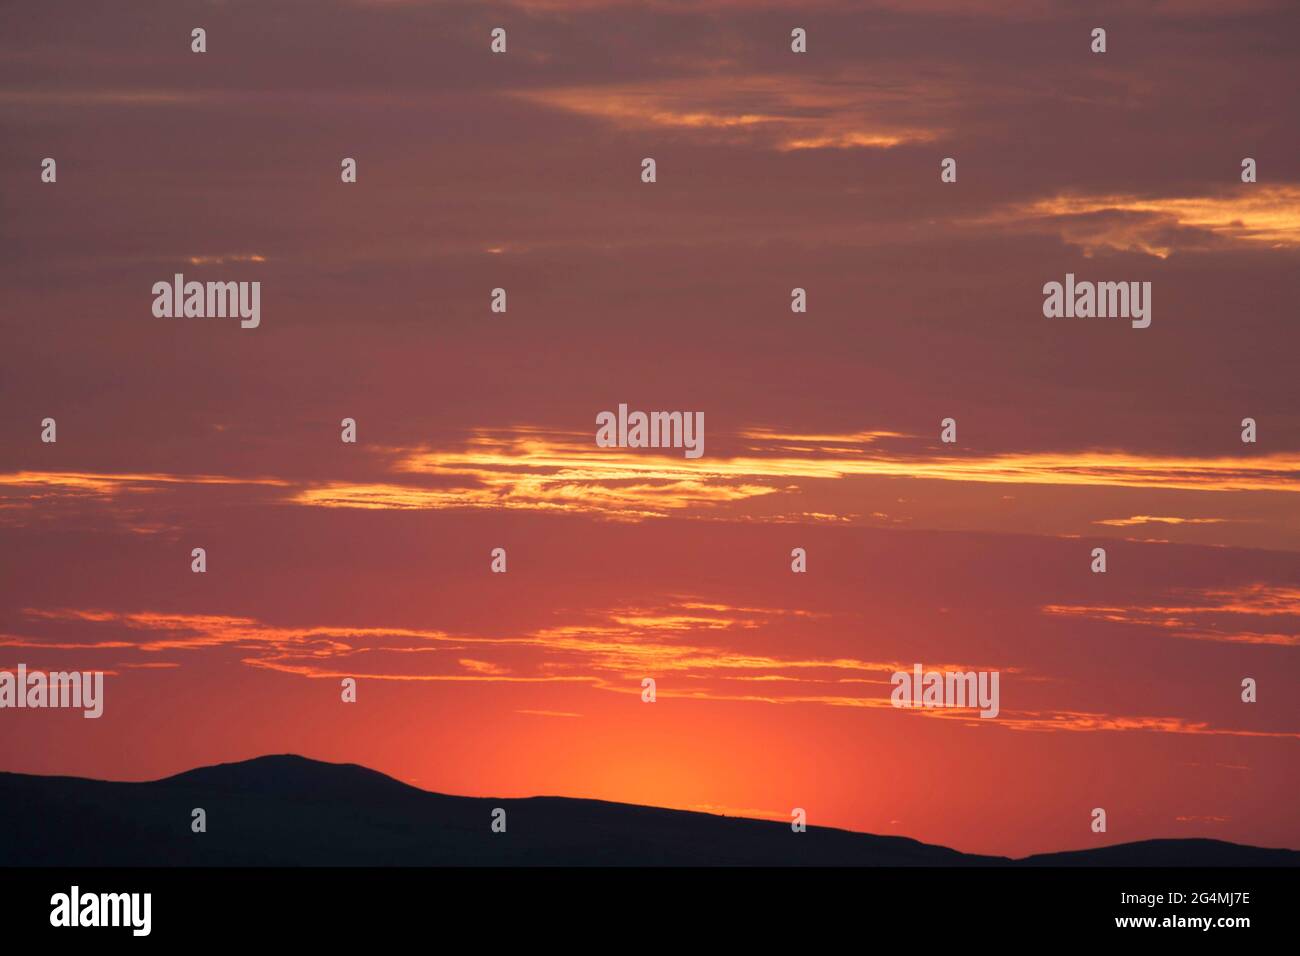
left=289, top=431, right=1300, bottom=522
left=511, top=75, right=944, bottom=151
left=984, top=187, right=1300, bottom=256
left=1093, top=516, right=1230, bottom=528
left=9, top=429, right=1298, bottom=536
left=1042, top=583, right=1300, bottom=647
left=8, top=600, right=1293, bottom=738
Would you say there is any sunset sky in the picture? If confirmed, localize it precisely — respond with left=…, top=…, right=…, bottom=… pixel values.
left=1, top=0, right=1297, bottom=859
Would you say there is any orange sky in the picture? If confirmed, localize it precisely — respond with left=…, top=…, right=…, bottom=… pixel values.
left=1, top=0, right=1298, bottom=858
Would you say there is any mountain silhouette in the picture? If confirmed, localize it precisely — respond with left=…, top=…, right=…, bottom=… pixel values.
left=1, top=755, right=1295, bottom=866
